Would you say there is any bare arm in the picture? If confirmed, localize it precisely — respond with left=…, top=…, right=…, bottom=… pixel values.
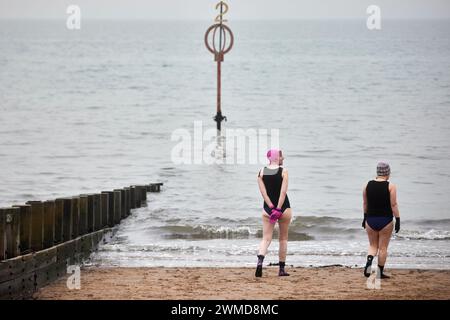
left=257, top=169, right=274, bottom=208
left=389, top=183, right=400, bottom=218
left=276, top=169, right=288, bottom=209
left=362, top=183, right=368, bottom=214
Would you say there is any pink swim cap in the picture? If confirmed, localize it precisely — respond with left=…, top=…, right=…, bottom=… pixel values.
left=267, top=149, right=281, bottom=162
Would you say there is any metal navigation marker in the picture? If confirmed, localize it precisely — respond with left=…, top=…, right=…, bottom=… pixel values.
left=204, top=1, right=234, bottom=157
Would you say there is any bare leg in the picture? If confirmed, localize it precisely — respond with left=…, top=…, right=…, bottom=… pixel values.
left=278, top=209, right=292, bottom=262
left=255, top=212, right=275, bottom=277
left=364, top=223, right=379, bottom=276
left=378, top=221, right=393, bottom=267
left=277, top=209, right=292, bottom=276
left=258, top=212, right=275, bottom=256
left=366, top=223, right=379, bottom=257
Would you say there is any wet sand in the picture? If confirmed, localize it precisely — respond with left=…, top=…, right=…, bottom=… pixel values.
left=34, top=266, right=450, bottom=300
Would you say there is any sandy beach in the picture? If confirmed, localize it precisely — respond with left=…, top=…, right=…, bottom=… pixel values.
left=33, top=266, right=450, bottom=300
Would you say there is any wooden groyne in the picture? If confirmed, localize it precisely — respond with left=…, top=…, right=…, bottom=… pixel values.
left=0, top=182, right=163, bottom=299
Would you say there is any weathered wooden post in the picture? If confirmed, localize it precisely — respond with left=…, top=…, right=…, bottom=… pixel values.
left=130, top=186, right=136, bottom=210
left=4, top=207, right=20, bottom=258
left=101, top=191, right=115, bottom=227
left=124, top=187, right=131, bottom=216
left=113, top=190, right=122, bottom=225
left=124, top=188, right=129, bottom=217
left=132, top=186, right=141, bottom=208
left=136, top=186, right=143, bottom=208
left=93, top=193, right=101, bottom=231
left=0, top=208, right=5, bottom=260
left=71, top=197, right=79, bottom=239
left=87, top=194, right=94, bottom=233
left=54, top=199, right=64, bottom=244
left=100, top=192, right=109, bottom=228
left=61, top=198, right=72, bottom=242
left=26, top=201, right=44, bottom=252
left=12, top=204, right=31, bottom=254
left=43, top=200, right=55, bottom=249
left=139, top=185, right=147, bottom=205
left=120, top=189, right=126, bottom=220
left=148, top=183, right=163, bottom=192
left=78, top=195, right=88, bottom=236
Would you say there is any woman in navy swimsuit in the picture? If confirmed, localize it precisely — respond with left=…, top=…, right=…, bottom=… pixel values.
left=362, top=162, right=401, bottom=278
left=255, top=149, right=292, bottom=277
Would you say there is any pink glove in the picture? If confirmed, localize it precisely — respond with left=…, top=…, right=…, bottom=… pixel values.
left=269, top=208, right=282, bottom=224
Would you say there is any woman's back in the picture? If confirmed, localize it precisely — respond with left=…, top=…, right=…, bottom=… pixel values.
left=366, top=180, right=393, bottom=217
left=261, top=166, right=284, bottom=203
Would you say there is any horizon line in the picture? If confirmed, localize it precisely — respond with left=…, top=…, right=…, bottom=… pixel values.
left=1, top=17, right=450, bottom=21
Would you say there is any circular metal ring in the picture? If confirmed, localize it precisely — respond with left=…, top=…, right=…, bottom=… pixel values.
left=204, top=23, right=234, bottom=55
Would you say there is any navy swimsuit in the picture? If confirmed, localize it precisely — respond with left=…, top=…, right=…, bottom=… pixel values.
left=259, top=167, right=290, bottom=215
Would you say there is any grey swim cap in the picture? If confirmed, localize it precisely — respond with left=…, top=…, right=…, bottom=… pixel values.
left=377, top=162, right=391, bottom=177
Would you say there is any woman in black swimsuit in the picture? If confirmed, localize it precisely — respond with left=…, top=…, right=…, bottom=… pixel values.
left=362, top=162, right=401, bottom=278
left=255, top=149, right=292, bottom=277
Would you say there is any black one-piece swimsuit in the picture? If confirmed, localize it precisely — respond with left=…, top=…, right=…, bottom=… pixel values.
left=259, top=166, right=290, bottom=215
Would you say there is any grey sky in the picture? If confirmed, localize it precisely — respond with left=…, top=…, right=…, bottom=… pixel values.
left=1, top=0, right=449, bottom=20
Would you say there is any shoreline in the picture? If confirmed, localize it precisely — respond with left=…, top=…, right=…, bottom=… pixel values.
left=34, top=266, right=450, bottom=300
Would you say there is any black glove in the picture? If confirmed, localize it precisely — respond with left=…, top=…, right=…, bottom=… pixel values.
left=395, top=217, right=400, bottom=233
left=362, top=214, right=367, bottom=229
